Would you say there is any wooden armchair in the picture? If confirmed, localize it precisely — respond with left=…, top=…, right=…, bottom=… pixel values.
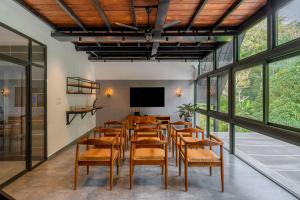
left=104, top=120, right=128, bottom=149
left=74, top=137, right=119, bottom=191
left=178, top=134, right=224, bottom=192
left=130, top=139, right=168, bottom=189
left=94, top=127, right=125, bottom=162
left=173, top=127, right=204, bottom=166
left=169, top=121, right=192, bottom=153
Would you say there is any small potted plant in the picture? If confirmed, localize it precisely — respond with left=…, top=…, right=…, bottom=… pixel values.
left=177, top=103, right=200, bottom=122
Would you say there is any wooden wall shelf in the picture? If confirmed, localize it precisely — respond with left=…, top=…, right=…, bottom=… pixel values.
left=66, top=77, right=100, bottom=95
left=66, top=106, right=103, bottom=125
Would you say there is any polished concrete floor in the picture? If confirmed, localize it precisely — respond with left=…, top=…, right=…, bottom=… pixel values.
left=3, top=144, right=298, bottom=200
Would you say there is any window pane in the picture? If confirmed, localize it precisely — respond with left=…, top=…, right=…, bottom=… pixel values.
left=199, top=52, right=214, bottom=74
left=0, top=60, right=26, bottom=184
left=196, top=78, right=207, bottom=110
left=210, top=77, right=217, bottom=111
left=217, top=40, right=233, bottom=68
left=269, top=55, right=300, bottom=129
left=239, top=18, right=267, bottom=60
left=0, top=25, right=29, bottom=62
left=234, top=65, right=263, bottom=121
left=196, top=113, right=207, bottom=135
left=210, top=118, right=229, bottom=149
left=218, top=73, right=228, bottom=113
left=32, top=66, right=45, bottom=166
left=235, top=126, right=300, bottom=196
left=277, top=0, right=300, bottom=45
left=32, top=41, right=45, bottom=66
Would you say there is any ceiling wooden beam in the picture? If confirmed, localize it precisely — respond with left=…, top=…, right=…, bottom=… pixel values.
left=211, top=0, right=244, bottom=32
left=91, top=0, right=112, bottom=31
left=151, top=0, right=171, bottom=58
left=130, top=0, right=137, bottom=27
left=186, top=0, right=209, bottom=31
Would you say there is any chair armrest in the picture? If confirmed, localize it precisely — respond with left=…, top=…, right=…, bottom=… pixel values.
left=209, top=134, right=223, bottom=145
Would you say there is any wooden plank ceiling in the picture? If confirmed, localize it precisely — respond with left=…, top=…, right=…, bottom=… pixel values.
left=20, top=0, right=268, bottom=61
left=24, top=0, right=266, bottom=28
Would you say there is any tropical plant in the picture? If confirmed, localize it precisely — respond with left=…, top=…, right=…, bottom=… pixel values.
left=177, top=103, right=200, bottom=120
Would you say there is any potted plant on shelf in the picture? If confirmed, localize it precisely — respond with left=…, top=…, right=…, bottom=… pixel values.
left=177, top=103, right=200, bottom=122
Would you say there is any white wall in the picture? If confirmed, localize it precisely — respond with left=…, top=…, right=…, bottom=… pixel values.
left=0, top=0, right=96, bottom=156
left=92, top=61, right=198, bottom=80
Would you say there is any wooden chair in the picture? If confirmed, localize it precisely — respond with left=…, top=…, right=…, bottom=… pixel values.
left=169, top=121, right=192, bottom=153
left=130, top=138, right=168, bottom=189
left=74, top=137, right=119, bottom=191
left=178, top=134, right=224, bottom=192
left=104, top=120, right=128, bottom=150
left=135, top=121, right=162, bottom=139
left=94, top=127, right=125, bottom=162
left=173, top=127, right=204, bottom=166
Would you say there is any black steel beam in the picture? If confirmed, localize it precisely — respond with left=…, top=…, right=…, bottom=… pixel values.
left=55, top=0, right=87, bottom=31
left=186, top=0, right=209, bottom=31
left=130, top=0, right=137, bottom=27
left=211, top=0, right=244, bottom=32
left=76, top=46, right=216, bottom=52
left=92, top=0, right=112, bottom=31
left=152, top=0, right=171, bottom=57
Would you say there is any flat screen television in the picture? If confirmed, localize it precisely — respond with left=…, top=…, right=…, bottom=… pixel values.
left=130, top=87, right=165, bottom=107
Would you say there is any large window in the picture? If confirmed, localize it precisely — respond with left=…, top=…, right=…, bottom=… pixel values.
left=277, top=0, right=300, bottom=45
left=217, top=39, right=233, bottom=68
left=234, top=65, right=263, bottom=121
left=269, top=55, right=300, bottom=129
left=210, top=118, right=229, bottom=149
left=210, top=77, right=217, bottom=111
left=218, top=73, right=229, bottom=113
left=239, top=18, right=268, bottom=60
left=196, top=78, right=207, bottom=110
left=235, top=126, right=300, bottom=196
left=196, top=113, right=207, bottom=135
left=199, top=52, right=214, bottom=74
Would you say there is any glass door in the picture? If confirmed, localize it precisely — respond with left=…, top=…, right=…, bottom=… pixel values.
left=0, top=60, right=27, bottom=185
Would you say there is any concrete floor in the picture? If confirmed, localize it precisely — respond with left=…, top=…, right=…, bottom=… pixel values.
left=3, top=144, right=298, bottom=200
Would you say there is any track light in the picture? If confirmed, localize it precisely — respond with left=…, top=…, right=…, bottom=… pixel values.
left=122, top=36, right=125, bottom=42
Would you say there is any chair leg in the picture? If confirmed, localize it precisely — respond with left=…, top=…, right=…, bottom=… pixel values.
left=74, top=163, right=78, bottom=190
left=179, top=156, right=181, bottom=176
left=221, top=165, right=224, bottom=192
left=165, top=162, right=168, bottom=189
left=171, top=139, right=174, bottom=158
left=184, top=161, right=188, bottom=192
left=130, top=162, right=133, bottom=189
left=209, top=167, right=212, bottom=176
left=176, top=144, right=178, bottom=166
left=116, top=159, right=119, bottom=175
left=110, top=162, right=114, bottom=191
left=86, top=166, right=89, bottom=175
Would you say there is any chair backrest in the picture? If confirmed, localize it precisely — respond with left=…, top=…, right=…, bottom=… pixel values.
left=170, top=121, right=192, bottom=127
left=136, top=121, right=160, bottom=129
left=176, top=127, right=205, bottom=139
left=104, top=120, right=125, bottom=128
left=78, top=138, right=117, bottom=146
left=134, top=128, right=160, bottom=139
left=94, top=127, right=122, bottom=137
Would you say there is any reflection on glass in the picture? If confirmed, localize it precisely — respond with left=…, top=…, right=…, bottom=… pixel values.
left=0, top=26, right=28, bottom=61
left=269, top=55, right=300, bottom=129
left=0, top=60, right=26, bottom=184
left=196, top=113, right=207, bottom=135
left=32, top=41, right=45, bottom=66
left=199, top=53, right=214, bottom=74
left=234, top=65, right=263, bottom=121
left=277, top=0, right=300, bottom=45
left=196, top=78, right=207, bottom=110
left=235, top=126, right=300, bottom=196
left=217, top=40, right=233, bottom=68
left=32, top=66, right=45, bottom=166
left=218, top=73, right=228, bottom=113
left=210, top=118, right=229, bottom=149
left=239, top=18, right=267, bottom=60
left=210, top=77, right=217, bottom=111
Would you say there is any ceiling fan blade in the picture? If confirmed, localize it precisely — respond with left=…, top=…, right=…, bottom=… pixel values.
left=114, top=22, right=139, bottom=31
left=163, top=20, right=181, bottom=30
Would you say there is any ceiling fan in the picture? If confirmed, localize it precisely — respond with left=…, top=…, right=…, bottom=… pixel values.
left=115, top=6, right=181, bottom=41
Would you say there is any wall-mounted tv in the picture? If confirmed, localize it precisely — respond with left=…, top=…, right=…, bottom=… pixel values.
left=130, top=87, right=165, bottom=107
